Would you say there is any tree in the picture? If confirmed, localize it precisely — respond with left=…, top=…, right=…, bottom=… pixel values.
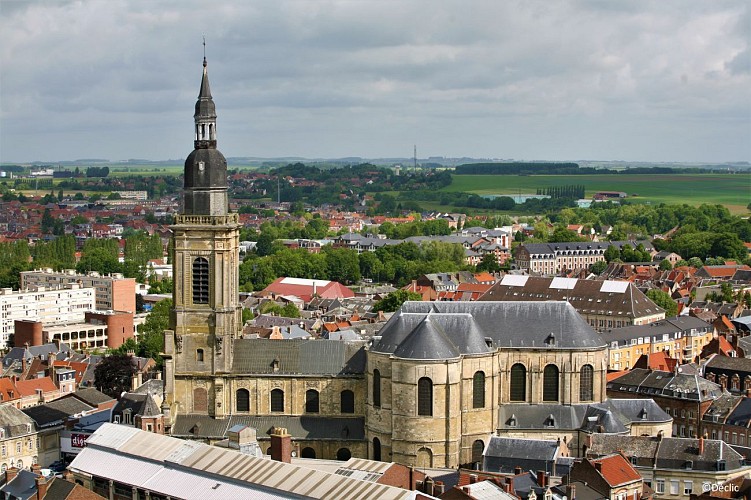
left=658, top=259, right=673, bottom=271
left=372, top=290, right=423, bottom=313
left=476, top=254, right=501, bottom=273
left=94, top=353, right=137, bottom=398
left=646, top=289, right=678, bottom=318
left=138, top=298, right=171, bottom=365
left=590, top=260, right=608, bottom=275
left=603, top=245, right=621, bottom=263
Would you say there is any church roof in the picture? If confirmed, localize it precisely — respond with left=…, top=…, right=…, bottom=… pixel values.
left=372, top=301, right=603, bottom=358
left=392, top=315, right=461, bottom=360
left=231, top=338, right=366, bottom=375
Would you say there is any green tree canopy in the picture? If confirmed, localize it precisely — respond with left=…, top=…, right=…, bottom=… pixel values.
left=372, top=289, right=423, bottom=313
left=94, top=353, right=137, bottom=398
left=646, top=289, right=678, bottom=318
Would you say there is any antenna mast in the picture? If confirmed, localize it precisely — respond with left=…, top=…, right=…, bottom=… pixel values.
left=413, top=145, right=417, bottom=172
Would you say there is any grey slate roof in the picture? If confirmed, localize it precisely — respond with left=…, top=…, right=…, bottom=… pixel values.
left=601, top=316, right=713, bottom=346
left=0, top=405, right=36, bottom=437
left=588, top=435, right=746, bottom=472
left=0, top=469, right=37, bottom=500
left=231, top=338, right=366, bottom=375
left=705, top=355, right=751, bottom=372
left=22, top=397, right=94, bottom=428
left=172, top=414, right=365, bottom=441
left=482, top=277, right=664, bottom=321
left=372, top=301, right=604, bottom=359
left=113, top=392, right=161, bottom=419
left=607, top=368, right=722, bottom=402
left=497, top=400, right=668, bottom=433
left=726, top=397, right=751, bottom=427
left=67, top=387, right=114, bottom=407
left=392, top=316, right=461, bottom=360
left=484, top=437, right=558, bottom=461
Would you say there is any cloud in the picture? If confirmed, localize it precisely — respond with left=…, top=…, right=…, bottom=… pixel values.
left=0, top=0, right=748, bottom=162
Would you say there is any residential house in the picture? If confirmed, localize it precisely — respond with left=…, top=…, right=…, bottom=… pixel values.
left=0, top=405, right=38, bottom=473
left=480, top=276, right=666, bottom=332
left=606, top=368, right=722, bottom=438
left=586, top=434, right=750, bottom=500
left=567, top=453, right=645, bottom=500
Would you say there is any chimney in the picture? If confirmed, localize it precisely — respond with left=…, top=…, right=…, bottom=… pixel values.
left=434, top=481, right=445, bottom=496
left=699, top=435, right=705, bottom=456
left=35, top=475, right=49, bottom=500
left=424, top=477, right=435, bottom=496
left=594, top=461, right=603, bottom=473
left=270, top=427, right=292, bottom=463
left=5, top=467, right=18, bottom=483
left=469, top=474, right=478, bottom=484
left=537, top=470, right=548, bottom=487
left=567, top=484, right=577, bottom=500
left=514, top=466, right=523, bottom=475
left=506, top=476, right=515, bottom=492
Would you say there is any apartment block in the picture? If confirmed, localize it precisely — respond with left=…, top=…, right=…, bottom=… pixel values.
left=20, top=269, right=135, bottom=313
left=0, top=285, right=95, bottom=349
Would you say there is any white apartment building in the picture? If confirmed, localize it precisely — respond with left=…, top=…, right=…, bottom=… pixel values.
left=20, top=269, right=135, bottom=313
left=0, top=285, right=95, bottom=349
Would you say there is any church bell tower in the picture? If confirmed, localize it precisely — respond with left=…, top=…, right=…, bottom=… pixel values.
left=163, top=54, right=241, bottom=422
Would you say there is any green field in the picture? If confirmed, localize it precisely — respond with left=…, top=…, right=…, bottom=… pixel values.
left=443, top=174, right=751, bottom=213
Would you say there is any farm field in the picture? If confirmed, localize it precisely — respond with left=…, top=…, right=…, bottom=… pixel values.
left=444, top=174, right=751, bottom=213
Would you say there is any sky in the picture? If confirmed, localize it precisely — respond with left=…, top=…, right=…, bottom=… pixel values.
left=0, top=0, right=749, bottom=164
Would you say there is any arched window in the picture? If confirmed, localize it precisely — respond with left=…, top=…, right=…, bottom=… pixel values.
left=373, top=437, right=382, bottom=461
left=510, top=364, right=527, bottom=401
left=473, top=371, right=485, bottom=408
left=271, top=389, right=284, bottom=412
left=580, top=364, right=594, bottom=401
left=417, top=377, right=433, bottom=416
left=236, top=389, right=250, bottom=412
left=305, top=389, right=320, bottom=413
left=341, top=390, right=355, bottom=414
left=336, top=448, right=352, bottom=461
left=543, top=364, right=559, bottom=402
left=192, top=257, right=209, bottom=304
left=472, top=440, right=485, bottom=465
left=301, top=447, right=316, bottom=459
left=373, top=369, right=381, bottom=408
left=193, top=388, right=207, bottom=412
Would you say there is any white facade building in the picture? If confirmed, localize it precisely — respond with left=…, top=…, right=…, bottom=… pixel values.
left=0, top=285, right=95, bottom=349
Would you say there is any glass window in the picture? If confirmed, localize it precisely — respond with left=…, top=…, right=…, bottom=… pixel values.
left=305, top=389, right=319, bottom=413
left=373, top=369, right=381, bottom=408
left=340, top=390, right=355, bottom=414
left=236, top=389, right=250, bottom=412
left=417, top=377, right=432, bottom=416
left=271, top=389, right=284, bottom=412
left=580, top=364, right=594, bottom=401
left=472, top=371, right=485, bottom=409
left=655, top=480, right=665, bottom=494
left=510, top=364, right=526, bottom=402
left=684, top=481, right=693, bottom=495
left=670, top=481, right=679, bottom=495
left=543, top=364, right=559, bottom=402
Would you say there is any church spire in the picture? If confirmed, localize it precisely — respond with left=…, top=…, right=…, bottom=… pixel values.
left=183, top=47, right=228, bottom=216
left=194, top=44, right=217, bottom=149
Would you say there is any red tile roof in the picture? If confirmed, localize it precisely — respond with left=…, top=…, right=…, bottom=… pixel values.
left=0, top=377, right=19, bottom=403
left=591, top=454, right=641, bottom=487
left=15, top=376, right=58, bottom=396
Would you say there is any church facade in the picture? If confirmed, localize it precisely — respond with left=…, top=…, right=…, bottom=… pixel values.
left=163, top=58, right=670, bottom=468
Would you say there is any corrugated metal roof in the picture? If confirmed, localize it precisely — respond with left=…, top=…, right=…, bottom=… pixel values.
left=70, top=446, right=163, bottom=485
left=143, top=467, right=291, bottom=500
left=75, top=423, right=422, bottom=500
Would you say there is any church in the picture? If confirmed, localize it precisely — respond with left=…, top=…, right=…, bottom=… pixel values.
left=162, top=57, right=670, bottom=468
